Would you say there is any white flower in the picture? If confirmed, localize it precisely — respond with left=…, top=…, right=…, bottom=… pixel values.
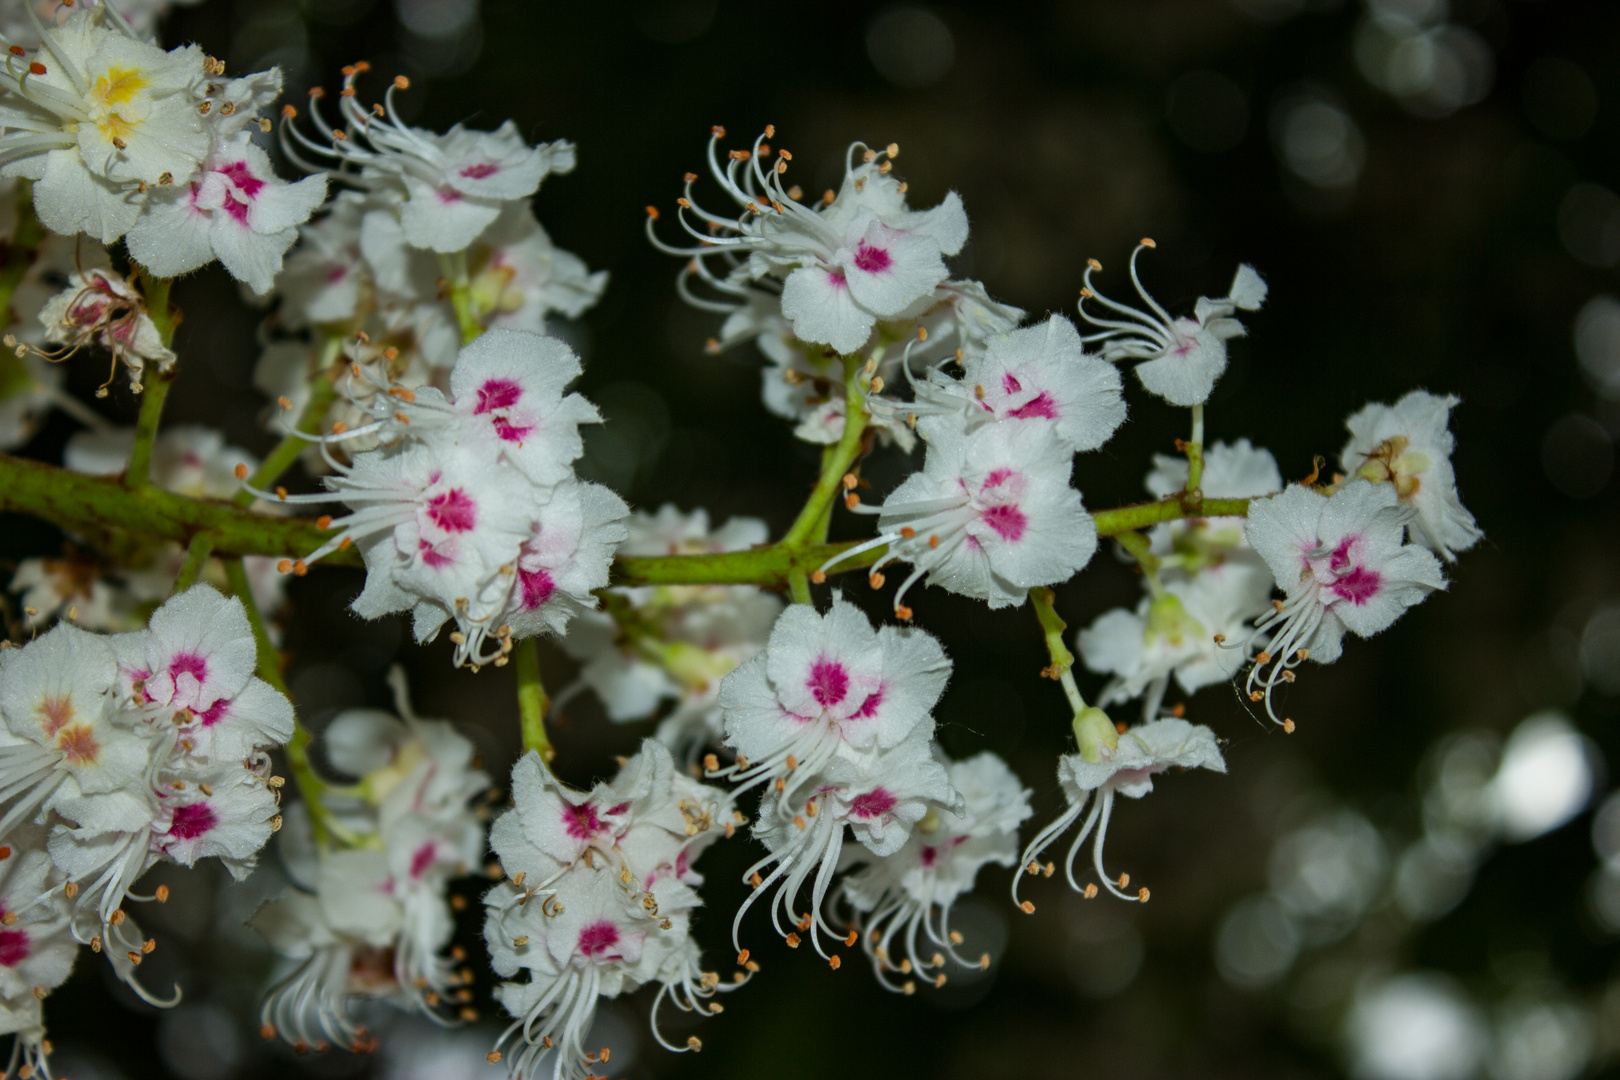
left=1078, top=243, right=1267, bottom=407
left=1340, top=389, right=1482, bottom=561
left=282, top=66, right=573, bottom=253
left=113, top=584, right=293, bottom=762
left=485, top=742, right=736, bottom=1078
left=0, top=621, right=151, bottom=839
left=466, top=203, right=608, bottom=332
left=255, top=692, right=488, bottom=1051
left=1015, top=719, right=1225, bottom=906
left=839, top=751, right=1030, bottom=990
left=125, top=129, right=329, bottom=295
left=501, top=478, right=631, bottom=641
left=651, top=130, right=967, bottom=355
left=0, top=830, right=77, bottom=1080
left=715, top=595, right=950, bottom=792
left=271, top=190, right=372, bottom=328
left=826, top=418, right=1097, bottom=613
left=66, top=423, right=258, bottom=498
left=1078, top=559, right=1276, bottom=716
left=1241, top=480, right=1446, bottom=727
left=737, top=726, right=959, bottom=958
left=37, top=265, right=173, bottom=389
left=0, top=2, right=209, bottom=242
left=9, top=549, right=125, bottom=631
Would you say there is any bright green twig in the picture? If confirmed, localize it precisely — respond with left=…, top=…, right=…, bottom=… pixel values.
left=439, top=251, right=482, bottom=346
left=1031, top=586, right=1085, bottom=715
left=124, top=274, right=176, bottom=491
left=1185, top=403, right=1205, bottom=498
left=0, top=451, right=1252, bottom=586
left=782, top=355, right=868, bottom=548
left=223, top=556, right=336, bottom=848
left=515, top=638, right=552, bottom=762
left=171, top=532, right=215, bottom=594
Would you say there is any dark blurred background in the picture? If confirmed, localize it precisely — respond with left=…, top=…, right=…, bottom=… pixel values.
left=8, top=0, right=1620, bottom=1077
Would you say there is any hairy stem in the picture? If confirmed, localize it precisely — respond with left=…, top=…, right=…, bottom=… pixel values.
left=1031, top=586, right=1086, bottom=716
left=782, top=355, right=868, bottom=548
left=515, top=638, right=552, bottom=762
left=124, top=274, right=177, bottom=491
left=223, top=557, right=334, bottom=849
left=171, top=532, right=214, bottom=594
left=0, top=452, right=1253, bottom=586
left=1185, top=403, right=1205, bottom=497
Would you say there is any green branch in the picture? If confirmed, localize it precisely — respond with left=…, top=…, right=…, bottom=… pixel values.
left=781, top=355, right=869, bottom=548
left=515, top=639, right=552, bottom=762
left=0, top=452, right=1254, bottom=587
left=124, top=274, right=177, bottom=491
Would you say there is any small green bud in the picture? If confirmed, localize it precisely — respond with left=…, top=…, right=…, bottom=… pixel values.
left=1073, top=707, right=1118, bottom=764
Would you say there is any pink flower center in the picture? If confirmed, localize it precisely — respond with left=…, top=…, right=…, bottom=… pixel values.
left=850, top=686, right=885, bottom=720
left=918, top=845, right=938, bottom=867
left=218, top=160, right=265, bottom=199
left=1007, top=392, right=1058, bottom=420
left=825, top=269, right=848, bottom=291
left=170, top=653, right=208, bottom=685
left=0, top=927, right=28, bottom=967
left=168, top=801, right=217, bottom=840
left=563, top=801, right=606, bottom=841
left=852, top=243, right=893, bottom=274
left=1330, top=565, right=1383, bottom=605
left=520, top=567, right=555, bottom=610
left=418, top=538, right=455, bottom=569
left=1002, top=372, right=1022, bottom=394
left=474, top=378, right=523, bottom=413
left=409, top=841, right=438, bottom=880
left=460, top=162, right=500, bottom=179
left=578, top=920, right=619, bottom=957
left=426, top=488, right=477, bottom=533
left=981, top=503, right=1028, bottom=542
left=849, top=788, right=898, bottom=819
left=807, top=659, right=849, bottom=708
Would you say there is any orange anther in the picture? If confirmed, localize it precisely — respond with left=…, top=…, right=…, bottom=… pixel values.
left=28, top=62, right=45, bottom=75
left=1019, top=901, right=1035, bottom=914
left=234, top=463, right=248, bottom=479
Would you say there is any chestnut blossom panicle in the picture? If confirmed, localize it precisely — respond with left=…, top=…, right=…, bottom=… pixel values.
left=280, top=64, right=573, bottom=255
left=650, top=127, right=967, bottom=356
left=1340, top=389, right=1482, bottom=562
left=1240, top=479, right=1446, bottom=728
left=484, top=740, right=740, bottom=1079
left=838, top=751, right=1030, bottom=992
left=253, top=677, right=490, bottom=1051
left=559, top=506, right=783, bottom=754
left=0, top=585, right=294, bottom=1029
left=711, top=598, right=962, bottom=959
left=1078, top=242, right=1267, bottom=407
left=1015, top=718, right=1225, bottom=909
left=246, top=328, right=628, bottom=669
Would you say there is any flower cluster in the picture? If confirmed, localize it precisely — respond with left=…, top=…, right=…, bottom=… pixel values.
left=484, top=740, right=738, bottom=1078
left=0, top=1, right=325, bottom=291
left=253, top=327, right=628, bottom=668
left=0, top=585, right=294, bottom=1061
left=829, top=314, right=1126, bottom=614
left=652, top=128, right=1026, bottom=449
left=256, top=66, right=603, bottom=455
left=1079, top=440, right=1283, bottom=721
left=838, top=751, right=1030, bottom=990
left=559, top=506, right=783, bottom=754
left=252, top=673, right=490, bottom=1051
